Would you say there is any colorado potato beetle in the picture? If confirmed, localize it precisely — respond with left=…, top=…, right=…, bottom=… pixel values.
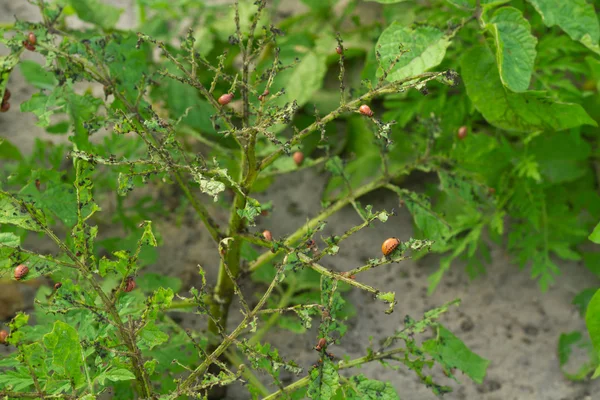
left=315, top=337, right=327, bottom=351
left=263, top=230, right=273, bottom=241
left=124, top=277, right=136, bottom=292
left=218, top=93, right=234, bottom=106
left=358, top=104, right=374, bottom=117
left=0, top=330, right=7, bottom=344
left=293, top=151, right=304, bottom=166
left=382, top=238, right=400, bottom=256
left=14, top=264, right=29, bottom=281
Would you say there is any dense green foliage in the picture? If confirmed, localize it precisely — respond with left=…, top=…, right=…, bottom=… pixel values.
left=0, top=0, right=600, bottom=398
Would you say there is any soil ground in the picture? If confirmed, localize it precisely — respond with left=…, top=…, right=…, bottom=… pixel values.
left=2, top=1, right=600, bottom=399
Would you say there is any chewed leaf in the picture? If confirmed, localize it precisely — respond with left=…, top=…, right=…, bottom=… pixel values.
left=377, top=291, right=397, bottom=314
left=376, top=23, right=451, bottom=82
left=342, top=374, right=400, bottom=399
left=43, top=321, right=85, bottom=385
left=307, top=358, right=340, bottom=400
left=192, top=171, right=226, bottom=201
left=0, top=191, right=46, bottom=232
left=237, top=197, right=263, bottom=226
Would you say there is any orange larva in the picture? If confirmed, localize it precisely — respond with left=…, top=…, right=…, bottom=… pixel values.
left=0, top=330, right=7, bottom=344
left=381, top=238, right=400, bottom=256
left=14, top=264, right=29, bottom=281
left=124, top=277, right=136, bottom=292
left=358, top=104, right=373, bottom=117
left=457, top=126, right=467, bottom=140
left=263, top=230, right=273, bottom=241
left=258, top=89, right=269, bottom=101
left=28, top=32, right=37, bottom=45
left=315, top=337, right=327, bottom=351
left=293, top=151, right=304, bottom=166
left=218, top=93, right=234, bottom=106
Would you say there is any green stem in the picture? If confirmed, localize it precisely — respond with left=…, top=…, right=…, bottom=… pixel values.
left=259, top=72, right=445, bottom=171
left=137, top=0, right=147, bottom=24
left=248, top=280, right=296, bottom=346
left=18, top=199, right=152, bottom=398
left=248, top=176, right=388, bottom=272
left=225, top=350, right=270, bottom=396
left=175, top=264, right=283, bottom=396
left=261, top=346, right=408, bottom=400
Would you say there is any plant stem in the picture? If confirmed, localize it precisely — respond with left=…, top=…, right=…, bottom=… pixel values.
left=259, top=72, right=445, bottom=171
left=38, top=42, right=225, bottom=249
left=248, top=176, right=387, bottom=272
left=261, top=346, right=408, bottom=400
left=224, top=350, right=270, bottom=396
left=17, top=199, right=153, bottom=399
left=248, top=280, right=296, bottom=346
left=174, top=261, right=286, bottom=396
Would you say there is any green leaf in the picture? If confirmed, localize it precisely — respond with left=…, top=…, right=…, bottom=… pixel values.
left=444, top=0, right=509, bottom=9
left=341, top=375, right=400, bottom=400
left=376, top=22, right=451, bottom=82
left=0, top=138, right=23, bottom=161
left=423, top=325, right=489, bottom=384
left=192, top=172, right=226, bottom=202
left=0, top=53, right=20, bottom=101
left=20, top=90, right=67, bottom=128
left=403, top=191, right=450, bottom=244
left=68, top=91, right=102, bottom=152
left=558, top=331, right=582, bottom=366
left=585, top=289, right=600, bottom=356
left=117, top=172, right=134, bottom=196
left=67, top=0, right=123, bottom=30
left=486, top=7, right=537, bottom=92
left=590, top=222, right=600, bottom=244
left=307, top=358, right=340, bottom=400
left=43, top=320, right=85, bottom=385
left=0, top=370, right=34, bottom=391
left=279, top=35, right=336, bottom=107
left=236, top=197, right=263, bottom=227
left=573, top=288, right=598, bottom=317
left=529, top=132, right=591, bottom=184
left=164, top=74, right=215, bottom=134
left=0, top=232, right=20, bottom=247
left=461, top=45, right=597, bottom=132
left=0, top=191, right=46, bottom=232
left=138, top=322, right=169, bottom=350
left=40, top=183, right=78, bottom=227
left=19, top=60, right=57, bottom=90
left=8, top=312, right=30, bottom=345
left=100, top=368, right=136, bottom=384
left=376, top=291, right=396, bottom=315
left=365, top=0, right=409, bottom=3
left=526, top=0, right=600, bottom=54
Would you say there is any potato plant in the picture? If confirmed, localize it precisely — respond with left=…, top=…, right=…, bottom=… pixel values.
left=0, top=0, right=599, bottom=398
